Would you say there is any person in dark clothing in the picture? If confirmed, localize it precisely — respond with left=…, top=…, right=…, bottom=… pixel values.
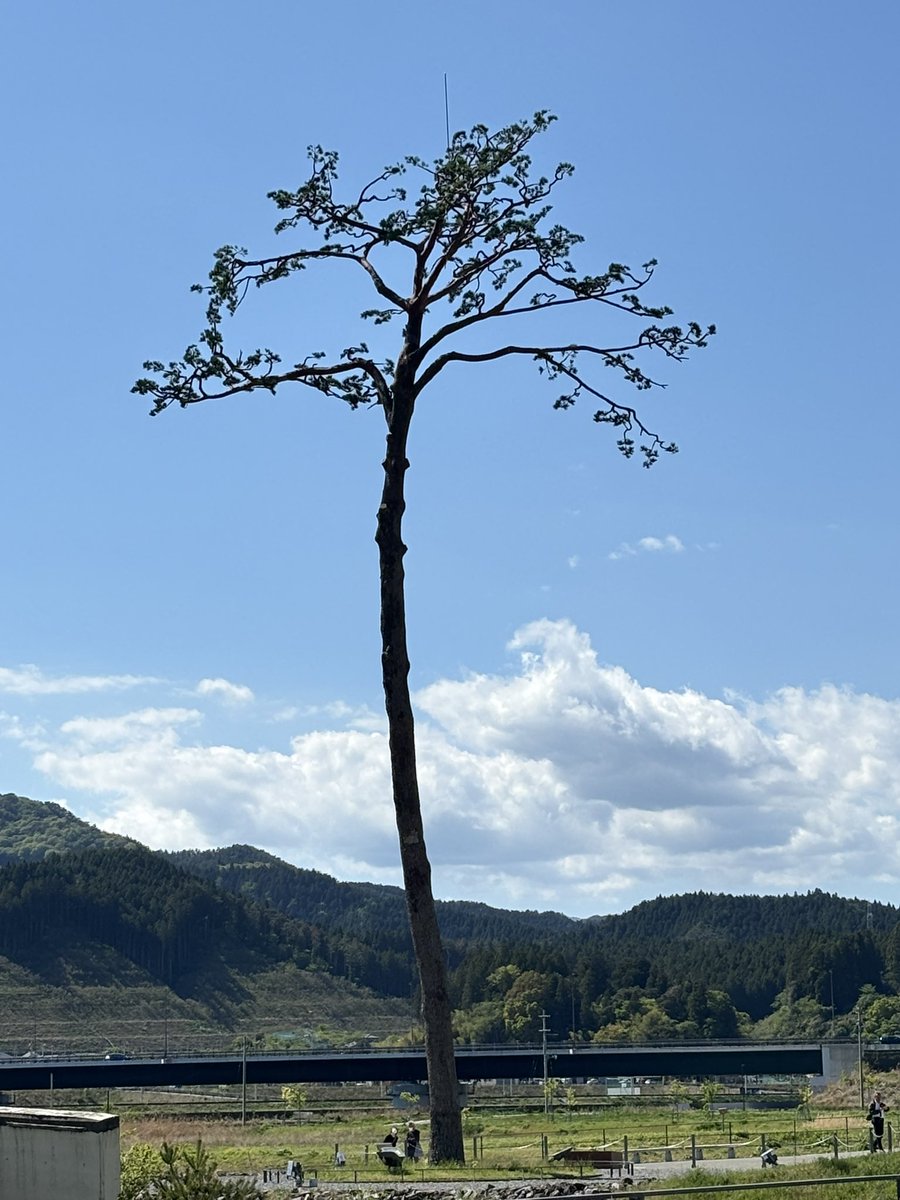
left=405, top=1121, right=421, bottom=1161
left=868, top=1091, right=890, bottom=1151
left=377, top=1127, right=403, bottom=1173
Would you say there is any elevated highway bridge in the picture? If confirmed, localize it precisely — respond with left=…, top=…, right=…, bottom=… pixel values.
left=0, top=1039, right=868, bottom=1092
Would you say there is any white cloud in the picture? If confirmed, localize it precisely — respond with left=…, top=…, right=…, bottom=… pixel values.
left=195, top=678, right=255, bottom=705
left=0, top=712, right=47, bottom=747
left=56, top=707, right=203, bottom=747
left=609, top=533, right=685, bottom=561
left=14, top=620, right=900, bottom=917
left=0, top=665, right=155, bottom=696
left=301, top=701, right=385, bottom=732
left=640, top=535, right=684, bottom=553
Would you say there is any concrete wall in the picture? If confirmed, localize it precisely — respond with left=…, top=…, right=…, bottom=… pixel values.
left=0, top=1106, right=120, bottom=1200
left=812, top=1042, right=860, bottom=1088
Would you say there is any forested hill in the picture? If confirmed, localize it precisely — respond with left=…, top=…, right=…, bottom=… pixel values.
left=0, top=792, right=134, bottom=865
left=0, top=843, right=293, bottom=988
left=164, top=844, right=576, bottom=944
left=4, top=792, right=900, bottom=1047
left=596, top=890, right=899, bottom=942
left=0, top=841, right=420, bottom=1012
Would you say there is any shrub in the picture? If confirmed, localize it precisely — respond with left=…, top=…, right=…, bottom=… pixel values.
left=153, top=1140, right=262, bottom=1199
left=119, top=1142, right=161, bottom=1200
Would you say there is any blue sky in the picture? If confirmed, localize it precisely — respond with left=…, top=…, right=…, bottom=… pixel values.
left=2, top=1, right=899, bottom=917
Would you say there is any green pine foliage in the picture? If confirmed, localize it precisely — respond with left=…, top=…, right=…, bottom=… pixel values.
left=153, top=1141, right=262, bottom=1199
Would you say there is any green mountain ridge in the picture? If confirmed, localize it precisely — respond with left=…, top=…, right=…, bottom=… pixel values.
left=164, top=843, right=577, bottom=944
left=0, top=792, right=136, bottom=864
left=3, top=791, right=900, bottom=1051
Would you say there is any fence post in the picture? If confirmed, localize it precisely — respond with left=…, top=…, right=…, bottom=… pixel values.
left=889, top=1122, right=894, bottom=1153
left=691, top=1135, right=697, bottom=1169
left=833, top=1133, right=839, bottom=1160
left=624, top=1135, right=629, bottom=1163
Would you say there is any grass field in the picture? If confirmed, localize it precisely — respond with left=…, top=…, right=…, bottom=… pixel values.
left=107, top=1076, right=900, bottom=1184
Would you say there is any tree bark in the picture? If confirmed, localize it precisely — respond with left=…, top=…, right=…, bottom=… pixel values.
left=375, top=385, right=464, bottom=1164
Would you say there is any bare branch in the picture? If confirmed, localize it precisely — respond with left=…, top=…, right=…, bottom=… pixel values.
left=213, top=246, right=409, bottom=313
left=133, top=353, right=391, bottom=415
left=416, top=332, right=704, bottom=393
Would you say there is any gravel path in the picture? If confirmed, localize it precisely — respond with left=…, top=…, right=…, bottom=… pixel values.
left=232, top=1150, right=876, bottom=1196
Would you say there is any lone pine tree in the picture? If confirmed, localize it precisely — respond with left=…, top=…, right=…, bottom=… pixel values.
left=134, top=110, right=713, bottom=1162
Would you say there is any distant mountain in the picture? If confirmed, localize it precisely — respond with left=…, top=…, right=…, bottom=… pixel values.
left=0, top=796, right=574, bottom=946
left=165, top=844, right=576, bottom=945
left=3, top=791, right=900, bottom=1049
left=0, top=792, right=134, bottom=865
left=596, top=889, right=899, bottom=943
left=0, top=839, right=414, bottom=1052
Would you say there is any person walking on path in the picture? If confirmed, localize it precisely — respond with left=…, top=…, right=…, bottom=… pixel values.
left=868, top=1090, right=890, bottom=1151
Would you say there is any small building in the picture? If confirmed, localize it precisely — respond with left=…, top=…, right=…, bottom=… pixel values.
left=0, top=1106, right=120, bottom=1200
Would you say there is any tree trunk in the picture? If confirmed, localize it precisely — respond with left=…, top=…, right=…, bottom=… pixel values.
left=375, top=387, right=464, bottom=1164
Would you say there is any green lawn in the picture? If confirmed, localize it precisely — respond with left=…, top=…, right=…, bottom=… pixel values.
left=117, top=1100, right=893, bottom=1183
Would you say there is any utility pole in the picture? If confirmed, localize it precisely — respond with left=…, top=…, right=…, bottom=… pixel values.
left=857, top=1007, right=864, bottom=1108
left=241, top=1036, right=247, bottom=1126
left=541, top=1011, right=550, bottom=1116
left=829, top=970, right=835, bottom=1036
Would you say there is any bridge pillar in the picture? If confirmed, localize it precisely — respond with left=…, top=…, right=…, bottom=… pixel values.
left=816, top=1043, right=858, bottom=1088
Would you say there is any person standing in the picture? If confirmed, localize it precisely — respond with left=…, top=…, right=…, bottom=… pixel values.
left=868, top=1091, right=890, bottom=1151
left=405, top=1121, right=422, bottom=1162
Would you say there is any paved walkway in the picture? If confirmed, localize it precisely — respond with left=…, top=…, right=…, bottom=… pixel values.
left=630, top=1150, right=872, bottom=1183
left=238, top=1150, right=883, bottom=1195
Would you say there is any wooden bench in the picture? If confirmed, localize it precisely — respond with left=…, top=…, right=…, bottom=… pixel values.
left=550, top=1147, right=633, bottom=1176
